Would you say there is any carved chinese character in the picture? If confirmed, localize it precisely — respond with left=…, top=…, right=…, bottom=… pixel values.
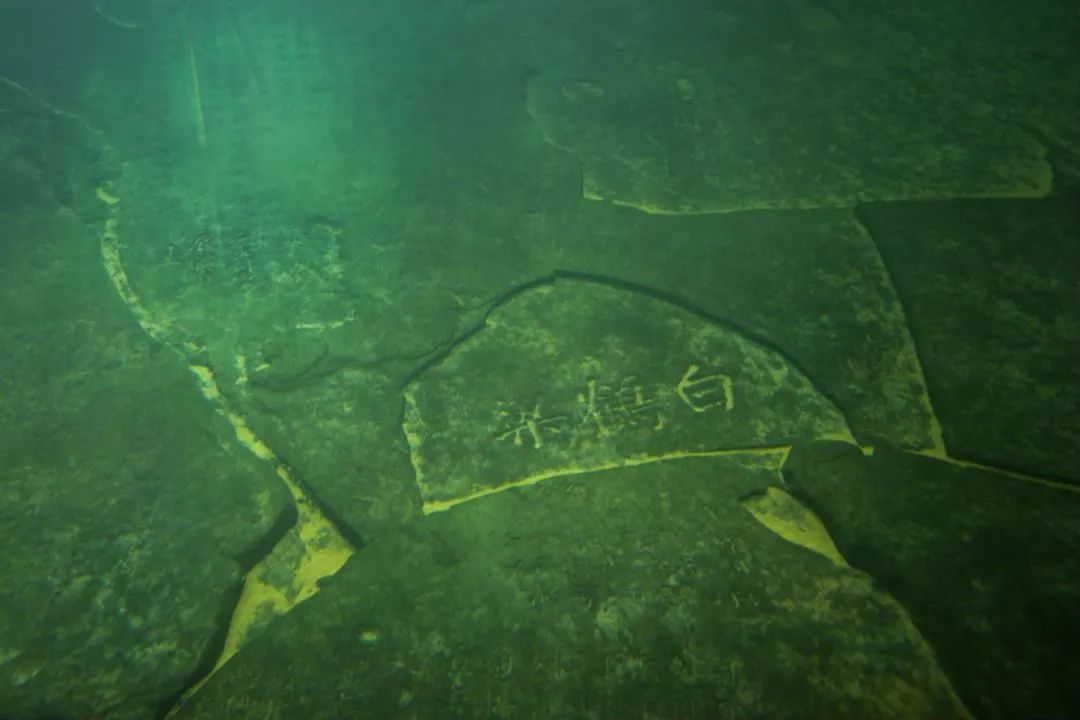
left=675, top=364, right=734, bottom=412
left=612, top=376, right=662, bottom=423
left=575, top=379, right=610, bottom=437
left=493, top=401, right=566, bottom=449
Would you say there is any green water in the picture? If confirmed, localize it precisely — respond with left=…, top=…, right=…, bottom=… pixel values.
left=2, top=1, right=1078, bottom=718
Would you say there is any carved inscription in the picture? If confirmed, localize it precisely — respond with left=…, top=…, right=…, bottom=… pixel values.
left=493, top=402, right=567, bottom=449
left=675, top=364, right=733, bottom=413
left=494, top=364, right=734, bottom=450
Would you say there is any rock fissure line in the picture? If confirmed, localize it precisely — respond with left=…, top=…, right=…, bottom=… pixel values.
left=399, top=269, right=846, bottom=421
left=552, top=268, right=847, bottom=416
left=95, top=184, right=355, bottom=709
left=848, top=211, right=947, bottom=456
left=420, top=445, right=794, bottom=514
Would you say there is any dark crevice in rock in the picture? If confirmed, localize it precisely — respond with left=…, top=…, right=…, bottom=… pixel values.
left=231, top=493, right=302, bottom=576
left=398, top=274, right=558, bottom=391
left=210, top=371, right=372, bottom=549
left=851, top=191, right=1080, bottom=483
left=159, top=498, right=298, bottom=720
left=553, top=267, right=840, bottom=406
left=395, top=268, right=855, bottom=432
left=848, top=204, right=937, bottom=416
left=283, top=459, right=370, bottom=552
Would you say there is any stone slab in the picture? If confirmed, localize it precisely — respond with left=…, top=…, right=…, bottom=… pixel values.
left=524, top=0, right=1078, bottom=211
left=860, top=195, right=1080, bottom=483
left=783, top=441, right=1080, bottom=719
left=171, top=456, right=969, bottom=720
left=0, top=88, right=292, bottom=720
left=404, top=280, right=851, bottom=507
